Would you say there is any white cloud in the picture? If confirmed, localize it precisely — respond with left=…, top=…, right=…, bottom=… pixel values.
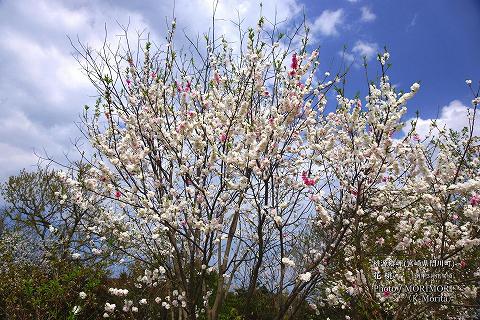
left=341, top=51, right=355, bottom=63
left=402, top=100, right=480, bottom=138
left=145, top=0, right=303, bottom=47
left=0, top=0, right=303, bottom=181
left=407, top=13, right=418, bottom=31
left=0, top=31, right=91, bottom=104
left=0, top=110, right=79, bottom=180
left=0, top=143, right=39, bottom=181
left=310, top=9, right=344, bottom=37
left=340, top=40, right=378, bottom=67
left=360, top=7, right=376, bottom=22
left=341, top=40, right=378, bottom=64
left=352, top=40, right=378, bottom=60
left=347, top=0, right=359, bottom=3
left=0, top=0, right=156, bottom=181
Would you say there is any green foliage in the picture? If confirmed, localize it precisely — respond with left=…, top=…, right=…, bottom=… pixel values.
left=0, top=259, right=108, bottom=320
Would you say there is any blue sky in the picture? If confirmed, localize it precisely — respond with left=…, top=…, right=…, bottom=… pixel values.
left=0, top=0, right=478, bottom=181
left=306, top=0, right=480, bottom=119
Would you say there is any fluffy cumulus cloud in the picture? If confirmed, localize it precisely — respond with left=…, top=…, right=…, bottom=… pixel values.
left=352, top=40, right=378, bottom=59
left=0, top=0, right=302, bottom=181
left=183, top=0, right=301, bottom=37
left=310, top=9, right=344, bottom=37
left=403, top=100, right=480, bottom=138
left=0, top=0, right=154, bottom=180
left=342, top=40, right=379, bottom=64
left=360, top=6, right=376, bottom=22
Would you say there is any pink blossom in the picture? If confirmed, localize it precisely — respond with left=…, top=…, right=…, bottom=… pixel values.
left=305, top=179, right=315, bottom=186
left=288, top=53, right=299, bottom=77
left=301, top=171, right=316, bottom=186
left=383, top=290, right=391, bottom=297
left=460, top=260, right=467, bottom=268
left=176, top=123, right=186, bottom=132
left=290, top=53, right=298, bottom=70
left=115, top=190, right=121, bottom=198
left=214, top=72, right=221, bottom=84
left=126, top=79, right=131, bottom=86
left=176, top=81, right=183, bottom=92
left=220, top=133, right=227, bottom=142
left=412, top=134, right=420, bottom=142
left=470, top=194, right=480, bottom=206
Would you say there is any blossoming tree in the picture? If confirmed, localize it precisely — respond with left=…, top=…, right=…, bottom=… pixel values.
left=301, top=73, right=480, bottom=319
left=57, top=16, right=480, bottom=320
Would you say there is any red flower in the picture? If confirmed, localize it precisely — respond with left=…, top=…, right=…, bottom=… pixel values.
left=288, top=53, right=299, bottom=77
left=115, top=190, right=121, bottom=198
left=291, top=53, right=298, bottom=70
left=176, top=123, right=186, bottom=132
left=301, top=171, right=316, bottom=186
left=176, top=81, right=183, bottom=92
left=470, top=194, right=480, bottom=206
